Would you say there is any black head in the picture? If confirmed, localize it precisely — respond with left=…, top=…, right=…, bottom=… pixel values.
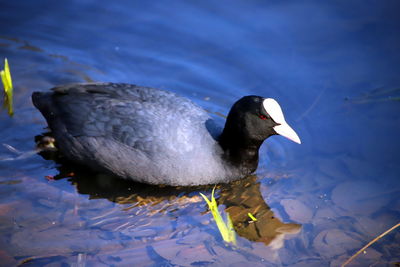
left=226, top=96, right=278, bottom=141
left=218, top=95, right=300, bottom=173
left=221, top=96, right=300, bottom=144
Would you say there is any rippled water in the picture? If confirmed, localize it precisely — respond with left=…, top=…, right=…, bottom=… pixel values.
left=1, top=1, right=400, bottom=266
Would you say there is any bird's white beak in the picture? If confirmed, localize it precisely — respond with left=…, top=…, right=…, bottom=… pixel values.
left=263, top=98, right=301, bottom=144
left=273, top=122, right=301, bottom=144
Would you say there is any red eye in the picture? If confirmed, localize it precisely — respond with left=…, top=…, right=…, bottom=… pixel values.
left=259, top=115, right=267, bottom=120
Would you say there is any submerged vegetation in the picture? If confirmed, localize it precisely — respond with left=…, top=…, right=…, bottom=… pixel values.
left=1, top=58, right=13, bottom=116
left=200, top=187, right=236, bottom=245
left=345, top=87, right=400, bottom=104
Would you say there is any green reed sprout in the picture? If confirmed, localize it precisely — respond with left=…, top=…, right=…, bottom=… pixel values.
left=247, top=212, right=257, bottom=222
left=1, top=58, right=13, bottom=116
left=200, top=187, right=236, bottom=245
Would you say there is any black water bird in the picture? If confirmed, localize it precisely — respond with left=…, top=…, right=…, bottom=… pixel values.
left=32, top=83, right=300, bottom=186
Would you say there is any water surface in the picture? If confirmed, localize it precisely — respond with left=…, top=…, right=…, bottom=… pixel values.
left=0, top=1, right=400, bottom=266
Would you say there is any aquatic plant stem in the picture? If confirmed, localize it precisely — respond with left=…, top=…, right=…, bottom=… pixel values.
left=200, top=186, right=236, bottom=245
left=342, top=222, right=400, bottom=267
left=1, top=58, right=13, bottom=116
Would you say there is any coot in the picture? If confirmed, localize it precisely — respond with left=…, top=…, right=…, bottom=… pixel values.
left=32, top=83, right=300, bottom=186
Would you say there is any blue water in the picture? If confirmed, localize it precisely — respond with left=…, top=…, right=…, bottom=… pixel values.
left=0, top=0, right=400, bottom=266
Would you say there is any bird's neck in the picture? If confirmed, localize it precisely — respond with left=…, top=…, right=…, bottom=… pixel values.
left=218, top=127, right=264, bottom=174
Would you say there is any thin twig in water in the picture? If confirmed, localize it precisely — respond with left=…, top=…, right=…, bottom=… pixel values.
left=3, top=143, right=23, bottom=154
left=296, top=86, right=327, bottom=122
left=342, top=222, right=400, bottom=267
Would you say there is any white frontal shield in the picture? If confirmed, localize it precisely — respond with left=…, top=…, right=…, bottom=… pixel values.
left=263, top=98, right=301, bottom=144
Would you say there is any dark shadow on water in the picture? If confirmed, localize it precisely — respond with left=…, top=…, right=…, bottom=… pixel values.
left=37, top=135, right=301, bottom=248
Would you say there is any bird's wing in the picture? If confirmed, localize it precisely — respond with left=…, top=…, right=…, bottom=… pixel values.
left=47, top=83, right=208, bottom=156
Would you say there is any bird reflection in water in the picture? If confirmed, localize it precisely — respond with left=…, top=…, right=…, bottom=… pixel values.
left=219, top=176, right=301, bottom=248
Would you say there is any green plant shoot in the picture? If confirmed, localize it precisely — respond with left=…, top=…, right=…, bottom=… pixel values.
left=1, top=58, right=13, bottom=116
left=200, top=187, right=236, bottom=245
left=247, top=212, right=257, bottom=221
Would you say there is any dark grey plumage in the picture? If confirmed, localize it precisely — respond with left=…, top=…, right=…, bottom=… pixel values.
left=32, top=82, right=301, bottom=186
left=32, top=83, right=240, bottom=185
